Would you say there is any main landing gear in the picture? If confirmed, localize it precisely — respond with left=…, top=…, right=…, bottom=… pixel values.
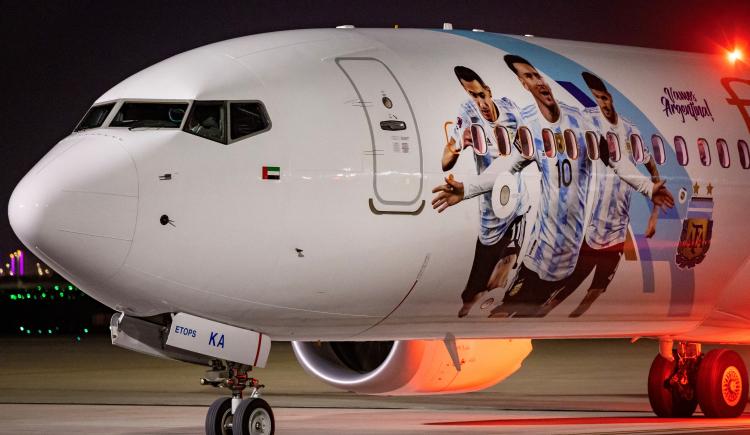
left=648, top=340, right=748, bottom=418
left=203, top=360, right=275, bottom=435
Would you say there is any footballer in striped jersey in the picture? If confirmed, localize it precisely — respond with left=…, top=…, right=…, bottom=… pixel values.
left=442, top=66, right=528, bottom=318
left=432, top=55, right=675, bottom=318
left=563, top=72, right=663, bottom=317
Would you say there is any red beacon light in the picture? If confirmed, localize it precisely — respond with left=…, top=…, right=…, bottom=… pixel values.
left=728, top=48, right=743, bottom=63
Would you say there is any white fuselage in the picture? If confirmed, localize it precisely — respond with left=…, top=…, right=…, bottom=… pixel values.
left=9, top=29, right=750, bottom=343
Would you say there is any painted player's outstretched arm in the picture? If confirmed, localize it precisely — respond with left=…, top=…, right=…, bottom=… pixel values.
left=432, top=152, right=531, bottom=213
left=443, top=110, right=475, bottom=171
left=463, top=152, right=531, bottom=199
left=639, top=146, right=663, bottom=237
left=442, top=129, right=472, bottom=171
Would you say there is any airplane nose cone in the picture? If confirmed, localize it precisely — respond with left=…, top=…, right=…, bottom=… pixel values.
left=8, top=135, right=138, bottom=284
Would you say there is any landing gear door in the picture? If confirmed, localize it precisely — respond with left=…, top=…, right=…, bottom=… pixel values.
left=336, top=58, right=424, bottom=215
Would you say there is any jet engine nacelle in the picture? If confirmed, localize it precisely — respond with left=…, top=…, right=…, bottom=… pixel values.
left=292, top=338, right=532, bottom=395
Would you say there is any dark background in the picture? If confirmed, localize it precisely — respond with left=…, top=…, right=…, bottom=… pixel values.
left=2, top=0, right=750, bottom=255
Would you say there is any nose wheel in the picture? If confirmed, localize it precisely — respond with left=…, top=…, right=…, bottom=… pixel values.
left=233, top=398, right=274, bottom=435
left=204, top=361, right=275, bottom=435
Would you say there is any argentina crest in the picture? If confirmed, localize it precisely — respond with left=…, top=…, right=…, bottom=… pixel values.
left=676, top=183, right=714, bottom=269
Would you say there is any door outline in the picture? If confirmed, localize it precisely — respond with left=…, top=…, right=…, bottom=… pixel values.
left=336, top=57, right=424, bottom=211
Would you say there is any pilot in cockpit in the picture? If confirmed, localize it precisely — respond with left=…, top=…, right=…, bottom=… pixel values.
left=187, top=105, right=224, bottom=142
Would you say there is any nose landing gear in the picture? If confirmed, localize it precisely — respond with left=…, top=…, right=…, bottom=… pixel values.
left=648, top=341, right=748, bottom=418
left=204, top=360, right=275, bottom=435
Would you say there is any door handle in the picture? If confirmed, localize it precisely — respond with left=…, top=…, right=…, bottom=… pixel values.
left=380, top=120, right=407, bottom=131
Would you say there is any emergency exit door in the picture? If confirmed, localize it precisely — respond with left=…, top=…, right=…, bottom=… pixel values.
left=336, top=58, right=424, bottom=215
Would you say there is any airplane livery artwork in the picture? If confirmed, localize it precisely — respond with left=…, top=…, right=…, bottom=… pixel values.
left=433, top=50, right=682, bottom=321
left=9, top=28, right=750, bottom=433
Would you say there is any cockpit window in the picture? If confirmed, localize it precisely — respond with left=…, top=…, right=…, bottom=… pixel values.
left=230, top=102, right=270, bottom=141
left=74, top=103, right=115, bottom=131
left=185, top=101, right=227, bottom=143
left=110, top=102, right=188, bottom=129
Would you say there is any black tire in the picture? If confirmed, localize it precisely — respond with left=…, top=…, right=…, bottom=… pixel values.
left=205, top=397, right=233, bottom=435
left=647, top=352, right=698, bottom=417
left=232, top=398, right=275, bottom=435
left=697, top=349, right=748, bottom=418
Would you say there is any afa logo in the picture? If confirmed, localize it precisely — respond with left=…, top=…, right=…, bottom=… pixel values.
left=676, top=188, right=714, bottom=269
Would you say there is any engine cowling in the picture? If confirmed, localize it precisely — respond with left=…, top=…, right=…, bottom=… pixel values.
left=292, top=338, right=532, bottom=395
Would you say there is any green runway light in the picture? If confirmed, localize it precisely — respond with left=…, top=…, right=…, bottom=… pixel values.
left=10, top=295, right=16, bottom=300
left=26, top=293, right=30, bottom=299
left=54, top=285, right=59, bottom=291
left=37, top=329, right=41, bottom=334
left=59, top=292, right=64, bottom=297
left=41, top=293, right=46, bottom=298
left=47, top=329, right=52, bottom=334
left=26, top=330, right=30, bottom=334
left=36, top=286, right=42, bottom=290
left=19, top=326, right=24, bottom=331
left=83, top=328, right=89, bottom=334
left=76, top=336, right=81, bottom=342
left=67, top=285, right=73, bottom=290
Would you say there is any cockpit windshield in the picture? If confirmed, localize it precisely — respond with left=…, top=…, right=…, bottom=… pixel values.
left=74, top=103, right=115, bottom=131
left=110, top=102, right=188, bottom=129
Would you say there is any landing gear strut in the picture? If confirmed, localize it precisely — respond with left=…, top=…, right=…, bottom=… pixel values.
left=648, top=340, right=748, bottom=418
left=204, top=360, right=275, bottom=435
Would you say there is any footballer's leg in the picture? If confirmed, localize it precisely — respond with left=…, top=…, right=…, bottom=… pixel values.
left=489, top=264, right=558, bottom=318
left=569, top=242, right=624, bottom=317
left=486, top=216, right=524, bottom=290
left=536, top=243, right=597, bottom=317
left=486, top=252, right=516, bottom=290
left=459, top=239, right=505, bottom=318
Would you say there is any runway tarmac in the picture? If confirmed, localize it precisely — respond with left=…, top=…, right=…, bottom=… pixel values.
left=1, top=336, right=750, bottom=434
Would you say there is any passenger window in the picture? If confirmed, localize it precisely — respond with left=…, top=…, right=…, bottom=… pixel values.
left=651, top=135, right=666, bottom=165
left=716, top=139, right=730, bottom=168
left=697, top=138, right=711, bottom=166
left=739, top=140, right=750, bottom=169
left=518, top=126, right=534, bottom=159
left=630, top=134, right=644, bottom=163
left=542, top=128, right=556, bottom=158
left=585, top=131, right=599, bottom=160
left=75, top=102, right=115, bottom=131
left=230, top=102, right=270, bottom=141
left=563, top=129, right=578, bottom=160
left=675, top=136, right=689, bottom=166
left=470, top=125, right=488, bottom=155
left=494, top=126, right=511, bottom=156
left=185, top=101, right=227, bottom=144
left=606, top=132, right=621, bottom=162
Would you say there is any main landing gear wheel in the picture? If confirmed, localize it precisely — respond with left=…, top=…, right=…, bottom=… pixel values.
left=648, top=352, right=698, bottom=417
left=205, top=397, right=233, bottom=435
left=696, top=349, right=748, bottom=418
left=232, top=398, right=274, bottom=435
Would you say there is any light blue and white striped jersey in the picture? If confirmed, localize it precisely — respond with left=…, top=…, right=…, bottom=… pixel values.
left=584, top=108, right=652, bottom=249
left=519, top=103, right=593, bottom=281
left=451, top=97, right=527, bottom=246
left=463, top=105, right=656, bottom=281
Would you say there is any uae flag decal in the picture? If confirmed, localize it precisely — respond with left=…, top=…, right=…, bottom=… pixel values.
left=262, top=166, right=280, bottom=180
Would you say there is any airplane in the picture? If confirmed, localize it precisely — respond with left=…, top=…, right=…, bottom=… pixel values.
left=8, top=24, right=750, bottom=434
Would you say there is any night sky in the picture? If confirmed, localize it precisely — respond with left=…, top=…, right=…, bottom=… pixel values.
left=2, top=0, right=750, bottom=255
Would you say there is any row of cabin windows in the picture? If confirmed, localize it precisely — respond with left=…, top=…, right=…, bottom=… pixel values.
left=485, top=125, right=750, bottom=170
left=673, top=136, right=750, bottom=169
